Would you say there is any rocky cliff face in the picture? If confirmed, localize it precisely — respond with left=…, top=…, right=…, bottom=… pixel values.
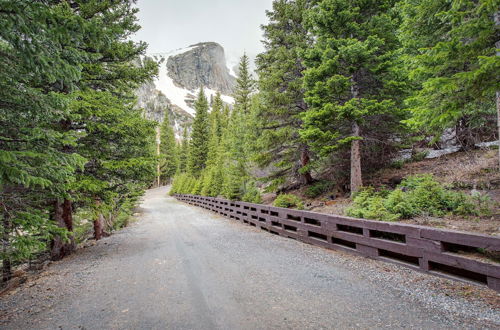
left=136, top=42, right=236, bottom=137
left=135, top=78, right=192, bottom=133
left=167, top=42, right=236, bottom=95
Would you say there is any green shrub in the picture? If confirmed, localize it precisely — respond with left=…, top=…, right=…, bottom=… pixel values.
left=347, top=175, right=485, bottom=221
left=384, top=188, right=416, bottom=218
left=241, top=181, right=262, bottom=203
left=304, top=180, right=333, bottom=198
left=390, top=159, right=405, bottom=169
left=273, top=194, right=304, bottom=210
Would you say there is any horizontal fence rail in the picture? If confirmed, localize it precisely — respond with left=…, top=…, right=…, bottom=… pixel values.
left=175, top=194, right=500, bottom=292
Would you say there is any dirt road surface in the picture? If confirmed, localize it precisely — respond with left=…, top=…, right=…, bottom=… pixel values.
left=1, top=186, right=499, bottom=329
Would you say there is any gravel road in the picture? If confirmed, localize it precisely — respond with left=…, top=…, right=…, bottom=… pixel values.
left=1, top=186, right=499, bottom=329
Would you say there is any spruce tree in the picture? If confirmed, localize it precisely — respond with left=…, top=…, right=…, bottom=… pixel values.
left=256, top=0, right=314, bottom=189
left=178, top=127, right=190, bottom=174
left=0, top=0, right=158, bottom=270
left=301, top=0, right=407, bottom=194
left=234, top=53, right=255, bottom=114
left=0, top=1, right=87, bottom=278
left=159, top=111, right=179, bottom=184
left=201, top=93, right=224, bottom=196
left=188, top=87, right=210, bottom=176
left=222, top=55, right=256, bottom=200
left=65, top=1, right=157, bottom=241
left=399, top=0, right=499, bottom=155
left=71, top=90, right=156, bottom=240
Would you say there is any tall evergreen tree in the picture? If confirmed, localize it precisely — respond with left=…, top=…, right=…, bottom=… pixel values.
left=188, top=87, right=210, bottom=176
left=234, top=53, right=255, bottom=114
left=256, top=0, right=314, bottom=189
left=159, top=111, right=179, bottom=184
left=399, top=0, right=499, bottom=157
left=60, top=0, right=157, bottom=246
left=178, top=126, right=190, bottom=174
left=0, top=0, right=157, bottom=275
left=71, top=90, right=156, bottom=240
left=0, top=1, right=87, bottom=279
left=222, top=56, right=257, bottom=199
left=301, top=0, right=407, bottom=194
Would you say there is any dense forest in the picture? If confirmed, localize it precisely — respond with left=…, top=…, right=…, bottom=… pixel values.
left=0, top=1, right=158, bottom=282
left=169, top=0, right=499, bottom=201
left=0, top=0, right=498, bottom=286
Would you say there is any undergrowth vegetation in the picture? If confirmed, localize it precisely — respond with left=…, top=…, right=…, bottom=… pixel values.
left=346, top=175, right=492, bottom=222
left=273, top=194, right=304, bottom=210
left=304, top=181, right=334, bottom=198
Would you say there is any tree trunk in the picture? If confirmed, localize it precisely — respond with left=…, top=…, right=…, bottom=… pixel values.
left=455, top=117, right=475, bottom=151
left=50, top=200, right=65, bottom=260
left=2, top=212, right=11, bottom=283
left=497, top=90, right=500, bottom=171
left=350, top=122, right=363, bottom=195
left=93, top=213, right=105, bottom=240
left=63, top=199, right=75, bottom=253
left=495, top=10, right=500, bottom=171
left=50, top=199, right=75, bottom=261
left=350, top=74, right=363, bottom=195
left=300, top=145, right=314, bottom=184
left=156, top=126, right=161, bottom=187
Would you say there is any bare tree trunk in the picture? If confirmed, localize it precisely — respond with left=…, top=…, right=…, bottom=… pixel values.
left=62, top=199, right=75, bottom=253
left=93, top=199, right=104, bottom=240
left=350, top=75, right=363, bottom=195
left=2, top=212, right=11, bottom=283
left=350, top=122, right=363, bottom=195
left=156, top=126, right=161, bottom=187
left=94, top=213, right=105, bottom=240
left=50, top=200, right=65, bottom=260
left=455, top=116, right=475, bottom=151
left=497, top=91, right=500, bottom=170
left=50, top=199, right=75, bottom=261
left=300, top=145, right=314, bottom=184
left=495, top=11, right=500, bottom=170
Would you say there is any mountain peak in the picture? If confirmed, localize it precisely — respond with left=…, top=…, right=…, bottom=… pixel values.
left=137, top=42, right=236, bottom=137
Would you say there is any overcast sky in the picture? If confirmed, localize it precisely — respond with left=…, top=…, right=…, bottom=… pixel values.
left=132, top=0, right=274, bottom=62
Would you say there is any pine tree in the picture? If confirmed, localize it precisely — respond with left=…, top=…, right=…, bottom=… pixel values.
left=256, top=0, right=314, bottom=189
left=234, top=53, right=255, bottom=114
left=301, top=0, right=407, bottom=194
left=0, top=1, right=87, bottom=279
left=399, top=0, right=499, bottom=155
left=159, top=111, right=179, bottom=184
left=0, top=0, right=158, bottom=273
left=222, top=55, right=256, bottom=200
left=188, top=87, right=210, bottom=176
left=71, top=90, right=156, bottom=240
left=200, top=93, right=224, bottom=196
left=62, top=1, right=157, bottom=244
left=178, top=127, right=190, bottom=174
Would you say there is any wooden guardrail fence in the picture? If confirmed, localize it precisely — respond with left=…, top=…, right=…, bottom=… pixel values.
left=175, top=194, right=500, bottom=292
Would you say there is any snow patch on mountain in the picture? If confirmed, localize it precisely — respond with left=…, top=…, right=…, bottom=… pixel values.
left=149, top=44, right=236, bottom=116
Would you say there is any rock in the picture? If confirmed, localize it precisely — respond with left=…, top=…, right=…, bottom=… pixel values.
left=135, top=42, right=236, bottom=138
left=261, top=193, right=277, bottom=205
left=135, top=75, right=193, bottom=137
left=167, top=42, right=236, bottom=95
